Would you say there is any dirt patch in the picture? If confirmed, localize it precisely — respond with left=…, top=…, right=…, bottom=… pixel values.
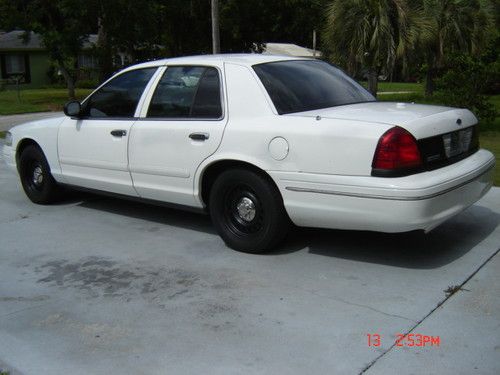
left=36, top=257, right=201, bottom=299
left=34, top=257, right=241, bottom=326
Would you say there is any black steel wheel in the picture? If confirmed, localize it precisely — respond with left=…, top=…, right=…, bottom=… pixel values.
left=19, top=145, right=60, bottom=204
left=209, top=169, right=290, bottom=253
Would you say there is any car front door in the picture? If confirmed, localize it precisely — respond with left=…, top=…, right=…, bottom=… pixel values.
left=58, top=67, right=158, bottom=195
left=128, top=65, right=227, bottom=206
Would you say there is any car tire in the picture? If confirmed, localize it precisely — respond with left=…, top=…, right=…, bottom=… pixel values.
left=19, top=145, right=61, bottom=204
left=209, top=168, right=290, bottom=253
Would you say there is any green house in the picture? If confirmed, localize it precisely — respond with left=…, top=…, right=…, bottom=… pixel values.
left=0, top=30, right=98, bottom=89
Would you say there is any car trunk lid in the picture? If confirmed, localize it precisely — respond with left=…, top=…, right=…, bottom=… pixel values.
left=286, top=101, right=477, bottom=139
left=286, top=101, right=480, bottom=175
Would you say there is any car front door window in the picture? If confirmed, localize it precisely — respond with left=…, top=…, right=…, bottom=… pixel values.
left=82, top=68, right=157, bottom=118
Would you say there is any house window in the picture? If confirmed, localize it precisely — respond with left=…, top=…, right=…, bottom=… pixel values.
left=78, top=54, right=98, bottom=69
left=5, top=54, right=25, bottom=74
left=1, top=54, right=31, bottom=83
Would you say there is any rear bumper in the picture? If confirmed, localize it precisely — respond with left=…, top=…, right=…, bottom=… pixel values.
left=270, top=149, right=495, bottom=232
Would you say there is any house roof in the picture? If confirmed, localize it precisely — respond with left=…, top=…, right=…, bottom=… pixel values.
left=0, top=30, right=98, bottom=51
left=262, top=42, right=321, bottom=58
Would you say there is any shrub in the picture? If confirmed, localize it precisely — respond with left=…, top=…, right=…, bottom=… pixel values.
left=76, top=79, right=98, bottom=89
left=435, top=54, right=498, bottom=122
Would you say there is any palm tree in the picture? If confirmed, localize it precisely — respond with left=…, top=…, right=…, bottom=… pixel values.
left=323, top=0, right=430, bottom=96
left=421, top=0, right=494, bottom=96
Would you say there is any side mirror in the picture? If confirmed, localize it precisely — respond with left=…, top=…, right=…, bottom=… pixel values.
left=64, top=100, right=82, bottom=117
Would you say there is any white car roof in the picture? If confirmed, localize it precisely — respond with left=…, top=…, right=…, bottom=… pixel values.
left=122, top=53, right=309, bottom=72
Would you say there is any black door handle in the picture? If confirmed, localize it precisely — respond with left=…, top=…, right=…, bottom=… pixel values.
left=111, top=129, right=127, bottom=137
left=189, top=132, right=209, bottom=141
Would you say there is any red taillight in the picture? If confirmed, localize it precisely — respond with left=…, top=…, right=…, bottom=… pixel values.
left=372, top=127, right=422, bottom=173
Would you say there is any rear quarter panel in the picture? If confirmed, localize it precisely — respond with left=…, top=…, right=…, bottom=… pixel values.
left=195, top=62, right=393, bottom=201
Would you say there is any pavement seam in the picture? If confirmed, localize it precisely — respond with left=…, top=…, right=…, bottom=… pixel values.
left=359, top=246, right=500, bottom=374
left=0, top=301, right=55, bottom=319
left=252, top=275, right=416, bottom=322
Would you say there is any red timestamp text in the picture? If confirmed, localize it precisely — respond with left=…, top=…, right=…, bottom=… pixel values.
left=367, top=333, right=440, bottom=347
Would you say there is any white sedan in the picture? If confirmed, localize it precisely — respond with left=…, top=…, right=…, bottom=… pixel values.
left=3, top=54, right=495, bottom=252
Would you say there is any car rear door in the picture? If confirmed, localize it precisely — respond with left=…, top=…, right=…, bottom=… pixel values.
left=128, top=64, right=227, bottom=207
left=58, top=67, right=159, bottom=195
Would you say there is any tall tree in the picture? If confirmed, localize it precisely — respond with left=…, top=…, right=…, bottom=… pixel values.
left=145, top=0, right=327, bottom=57
left=323, top=0, right=430, bottom=96
left=88, top=0, right=163, bottom=82
left=157, top=0, right=212, bottom=56
left=219, top=0, right=327, bottom=52
left=0, top=0, right=92, bottom=98
left=421, top=0, right=495, bottom=96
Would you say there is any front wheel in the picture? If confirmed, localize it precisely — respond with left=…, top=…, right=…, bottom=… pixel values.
left=19, top=145, right=61, bottom=204
left=209, top=169, right=290, bottom=253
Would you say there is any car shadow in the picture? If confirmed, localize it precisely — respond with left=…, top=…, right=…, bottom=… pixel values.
left=277, top=204, right=500, bottom=269
left=74, top=193, right=499, bottom=270
left=76, top=193, right=216, bottom=235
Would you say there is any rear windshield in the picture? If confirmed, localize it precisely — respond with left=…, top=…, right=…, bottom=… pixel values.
left=253, top=60, right=375, bottom=114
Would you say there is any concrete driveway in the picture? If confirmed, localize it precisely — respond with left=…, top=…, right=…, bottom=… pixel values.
left=0, top=139, right=499, bottom=374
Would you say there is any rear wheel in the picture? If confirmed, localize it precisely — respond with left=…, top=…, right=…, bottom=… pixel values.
left=209, top=169, right=290, bottom=253
left=19, top=145, right=61, bottom=204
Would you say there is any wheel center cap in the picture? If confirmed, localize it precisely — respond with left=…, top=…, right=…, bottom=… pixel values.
left=33, top=166, right=43, bottom=185
left=236, top=197, right=256, bottom=222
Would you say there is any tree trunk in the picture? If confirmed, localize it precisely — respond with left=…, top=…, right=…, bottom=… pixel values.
left=367, top=69, right=378, bottom=98
left=425, top=67, right=435, bottom=96
left=211, top=0, right=220, bottom=54
left=425, top=56, right=435, bottom=97
left=58, top=62, right=76, bottom=100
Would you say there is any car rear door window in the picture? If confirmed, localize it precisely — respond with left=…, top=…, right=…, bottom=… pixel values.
left=253, top=60, right=375, bottom=114
left=191, top=68, right=222, bottom=118
left=81, top=68, right=156, bottom=118
left=147, top=66, right=222, bottom=119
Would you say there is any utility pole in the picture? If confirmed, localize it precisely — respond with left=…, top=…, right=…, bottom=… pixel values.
left=211, top=0, right=220, bottom=54
left=312, top=29, right=317, bottom=57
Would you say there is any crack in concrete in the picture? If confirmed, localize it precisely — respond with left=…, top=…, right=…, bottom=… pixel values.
left=0, top=301, right=55, bottom=319
left=306, top=289, right=415, bottom=322
left=245, top=268, right=417, bottom=323
left=330, top=295, right=414, bottom=322
left=359, top=247, right=500, bottom=374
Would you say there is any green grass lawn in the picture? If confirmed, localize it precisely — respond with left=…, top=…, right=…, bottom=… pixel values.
left=481, top=132, right=500, bottom=186
left=362, top=81, right=423, bottom=93
left=0, top=88, right=92, bottom=116
left=479, top=131, right=500, bottom=184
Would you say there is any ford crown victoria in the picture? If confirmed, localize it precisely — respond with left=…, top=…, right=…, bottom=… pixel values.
left=3, top=54, right=495, bottom=252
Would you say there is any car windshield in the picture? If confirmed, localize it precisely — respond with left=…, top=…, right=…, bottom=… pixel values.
left=253, top=60, right=375, bottom=114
